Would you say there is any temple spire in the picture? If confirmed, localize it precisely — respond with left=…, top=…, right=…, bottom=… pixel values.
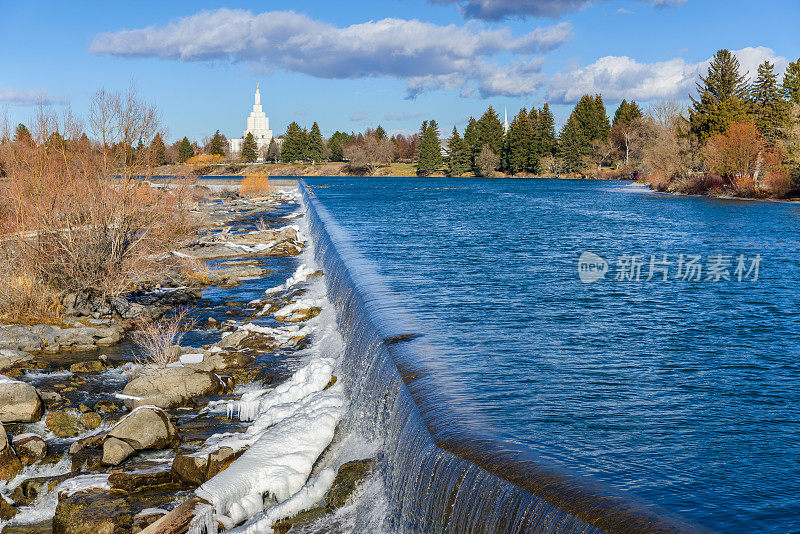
left=503, top=106, right=509, bottom=133
left=255, top=84, right=261, bottom=106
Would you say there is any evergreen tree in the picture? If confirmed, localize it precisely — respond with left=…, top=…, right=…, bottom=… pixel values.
left=463, top=117, right=479, bottom=168
left=475, top=106, right=504, bottom=158
left=14, top=124, right=31, bottom=144
left=445, top=127, right=470, bottom=177
left=178, top=137, right=194, bottom=163
left=690, top=49, right=751, bottom=142
left=280, top=122, right=306, bottom=162
left=375, top=125, right=387, bottom=140
left=783, top=59, right=800, bottom=104
left=267, top=138, right=280, bottom=162
left=507, top=108, right=534, bottom=174
left=149, top=133, right=167, bottom=166
left=208, top=130, right=226, bottom=156
left=750, top=61, right=790, bottom=144
left=559, top=111, right=589, bottom=172
left=537, top=104, right=557, bottom=158
left=241, top=132, right=258, bottom=163
left=306, top=122, right=325, bottom=162
left=326, top=131, right=352, bottom=161
left=613, top=100, right=643, bottom=126
left=590, top=94, right=611, bottom=142
left=417, top=120, right=442, bottom=176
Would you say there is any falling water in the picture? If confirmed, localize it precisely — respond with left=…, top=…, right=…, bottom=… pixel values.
left=299, top=182, right=704, bottom=534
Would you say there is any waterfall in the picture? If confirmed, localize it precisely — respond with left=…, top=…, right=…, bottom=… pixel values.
left=300, top=181, right=703, bottom=534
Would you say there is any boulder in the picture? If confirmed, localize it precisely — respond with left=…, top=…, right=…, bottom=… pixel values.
left=217, top=329, right=250, bottom=348
left=0, top=494, right=18, bottom=521
left=69, top=360, right=107, bottom=373
left=101, top=437, right=136, bottom=466
left=103, top=407, right=179, bottom=465
left=171, top=446, right=238, bottom=487
left=0, top=348, right=34, bottom=373
left=0, top=422, right=23, bottom=481
left=188, top=352, right=254, bottom=372
left=46, top=410, right=81, bottom=438
left=121, top=367, right=224, bottom=409
left=12, top=434, right=48, bottom=465
left=0, top=377, right=43, bottom=423
left=108, top=460, right=173, bottom=492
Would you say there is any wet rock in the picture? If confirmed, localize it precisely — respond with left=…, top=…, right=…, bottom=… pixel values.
left=0, top=378, right=43, bottom=423
left=172, top=446, right=240, bottom=487
left=39, top=390, right=65, bottom=409
left=0, top=494, right=18, bottom=521
left=205, top=316, right=220, bottom=329
left=121, top=367, right=224, bottom=409
left=101, top=436, right=136, bottom=466
left=46, top=410, right=81, bottom=438
left=68, top=360, right=107, bottom=373
left=133, top=508, right=167, bottom=532
left=1, top=520, right=52, bottom=533
left=12, top=433, right=47, bottom=465
left=275, top=307, right=322, bottom=323
left=103, top=407, right=179, bottom=465
left=0, top=422, right=23, bottom=481
left=10, top=473, right=73, bottom=506
left=326, top=459, right=376, bottom=510
left=108, top=460, right=173, bottom=492
left=0, top=348, right=34, bottom=373
left=272, top=506, right=327, bottom=534
left=188, top=351, right=254, bottom=372
left=53, top=490, right=133, bottom=534
left=94, top=399, right=119, bottom=413
left=80, top=411, right=102, bottom=430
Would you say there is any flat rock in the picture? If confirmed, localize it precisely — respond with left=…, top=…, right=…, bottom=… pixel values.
left=46, top=410, right=81, bottom=438
left=121, top=367, right=224, bottom=409
left=0, top=348, right=34, bottom=373
left=108, top=460, right=173, bottom=492
left=52, top=490, right=133, bottom=534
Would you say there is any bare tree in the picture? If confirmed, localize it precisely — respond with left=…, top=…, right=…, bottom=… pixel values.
left=475, top=146, right=499, bottom=177
left=343, top=135, right=394, bottom=175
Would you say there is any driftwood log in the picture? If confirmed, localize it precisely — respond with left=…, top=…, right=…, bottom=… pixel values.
left=139, top=496, right=209, bottom=534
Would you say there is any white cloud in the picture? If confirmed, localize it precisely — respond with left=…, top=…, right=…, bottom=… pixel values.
left=350, top=111, right=368, bottom=122
left=546, top=46, right=788, bottom=104
left=0, top=88, right=66, bottom=107
left=89, top=9, right=571, bottom=98
left=428, top=0, right=686, bottom=20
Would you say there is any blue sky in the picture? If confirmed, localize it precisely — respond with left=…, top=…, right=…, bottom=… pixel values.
left=1, top=0, right=798, bottom=143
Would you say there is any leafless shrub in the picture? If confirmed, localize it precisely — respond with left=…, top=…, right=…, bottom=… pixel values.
left=130, top=307, right=196, bottom=368
left=476, top=146, right=499, bottom=177
left=255, top=217, right=269, bottom=232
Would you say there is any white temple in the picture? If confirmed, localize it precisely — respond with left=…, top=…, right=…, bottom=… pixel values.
left=229, top=84, right=274, bottom=157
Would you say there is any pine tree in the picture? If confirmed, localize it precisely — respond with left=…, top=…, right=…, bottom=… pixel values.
left=537, top=104, right=557, bottom=158
left=306, top=122, right=325, bottom=163
left=417, top=120, right=442, bottom=177
left=446, top=127, right=470, bottom=177
left=241, top=132, right=258, bottom=163
left=208, top=130, right=226, bottom=156
left=375, top=125, right=387, bottom=140
left=14, top=124, right=31, bottom=144
left=149, top=133, right=167, bottom=166
left=559, top=110, right=590, bottom=173
left=476, top=107, right=504, bottom=157
left=750, top=61, right=790, bottom=144
left=507, top=108, right=534, bottom=174
left=326, top=131, right=352, bottom=161
left=690, top=49, right=751, bottom=142
left=613, top=100, right=643, bottom=126
left=782, top=58, right=800, bottom=105
left=280, top=122, right=306, bottom=162
left=463, top=117, right=478, bottom=168
left=592, top=94, right=611, bottom=142
left=178, top=137, right=194, bottom=163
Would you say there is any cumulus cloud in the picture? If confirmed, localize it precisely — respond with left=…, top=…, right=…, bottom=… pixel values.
left=89, top=9, right=571, bottom=98
left=0, top=88, right=66, bottom=106
left=428, top=0, right=686, bottom=20
left=350, top=111, right=368, bottom=122
left=546, top=46, right=787, bottom=104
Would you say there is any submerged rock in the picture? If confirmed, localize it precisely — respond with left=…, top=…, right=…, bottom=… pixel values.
left=80, top=411, right=102, bottom=430
left=10, top=473, right=73, bottom=506
left=326, top=459, right=376, bottom=510
left=68, top=360, right=108, bottom=373
left=53, top=490, right=133, bottom=534
left=0, top=494, right=18, bottom=521
left=0, top=377, right=43, bottom=423
left=46, top=410, right=81, bottom=438
left=12, top=433, right=48, bottom=465
left=121, top=367, right=224, bottom=409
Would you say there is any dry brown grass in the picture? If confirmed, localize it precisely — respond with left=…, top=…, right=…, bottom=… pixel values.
left=130, top=306, right=195, bottom=368
left=0, top=86, right=198, bottom=322
left=240, top=172, right=272, bottom=196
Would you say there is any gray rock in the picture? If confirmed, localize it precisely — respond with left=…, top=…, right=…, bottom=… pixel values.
left=0, top=348, right=34, bottom=372
left=121, top=367, right=224, bottom=409
left=217, top=329, right=250, bottom=348
left=107, top=407, right=178, bottom=450
left=101, top=437, right=136, bottom=466
left=0, top=378, right=43, bottom=423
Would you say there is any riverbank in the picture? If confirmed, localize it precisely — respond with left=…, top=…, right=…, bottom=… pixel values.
left=0, top=186, right=375, bottom=533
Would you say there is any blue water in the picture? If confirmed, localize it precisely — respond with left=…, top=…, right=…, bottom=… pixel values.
left=305, top=177, right=800, bottom=533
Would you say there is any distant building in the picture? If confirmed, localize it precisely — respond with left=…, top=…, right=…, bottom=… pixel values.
left=503, top=106, right=509, bottom=133
left=229, top=84, right=274, bottom=158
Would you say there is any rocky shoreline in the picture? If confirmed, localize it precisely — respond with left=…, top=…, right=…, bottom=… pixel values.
left=0, top=187, right=373, bottom=533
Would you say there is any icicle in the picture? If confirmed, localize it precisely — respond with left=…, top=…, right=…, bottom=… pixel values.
left=187, top=503, right=218, bottom=534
